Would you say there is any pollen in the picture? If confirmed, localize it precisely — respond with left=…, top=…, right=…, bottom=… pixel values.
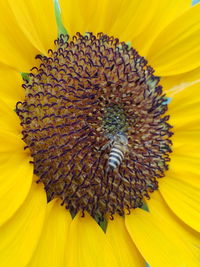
left=16, top=32, right=173, bottom=218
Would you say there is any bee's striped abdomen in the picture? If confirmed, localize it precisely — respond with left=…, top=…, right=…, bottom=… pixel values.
left=108, top=144, right=124, bottom=170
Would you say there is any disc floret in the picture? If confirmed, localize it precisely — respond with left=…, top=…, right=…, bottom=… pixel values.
left=16, top=32, right=172, bottom=218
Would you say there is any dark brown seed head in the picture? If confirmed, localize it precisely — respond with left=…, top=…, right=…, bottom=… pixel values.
left=16, top=32, right=173, bottom=218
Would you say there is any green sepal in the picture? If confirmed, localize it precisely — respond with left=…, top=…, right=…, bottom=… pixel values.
left=54, top=0, right=68, bottom=38
left=140, top=201, right=149, bottom=212
left=69, top=209, right=77, bottom=219
left=117, top=41, right=131, bottom=51
left=94, top=214, right=108, bottom=233
left=21, top=72, right=30, bottom=83
left=126, top=41, right=131, bottom=49
left=163, top=96, right=172, bottom=105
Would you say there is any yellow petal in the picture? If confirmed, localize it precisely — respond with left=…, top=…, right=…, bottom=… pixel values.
left=7, top=0, right=57, bottom=53
left=159, top=81, right=200, bottom=234
left=0, top=147, right=33, bottom=226
left=60, top=0, right=109, bottom=35
left=0, top=64, right=24, bottom=109
left=161, top=66, right=200, bottom=97
left=107, top=215, right=145, bottom=267
left=0, top=1, right=40, bottom=72
left=125, top=206, right=199, bottom=266
left=168, top=152, right=200, bottom=189
left=159, top=175, right=200, bottom=233
left=122, top=0, right=191, bottom=56
left=163, top=82, right=200, bottom=230
left=28, top=200, right=72, bottom=267
left=168, top=83, right=200, bottom=170
left=169, top=82, right=200, bottom=130
left=147, top=3, right=200, bottom=76
left=60, top=0, right=161, bottom=38
left=100, top=0, right=160, bottom=41
left=148, top=191, right=200, bottom=262
left=0, top=182, right=46, bottom=267
left=60, top=0, right=191, bottom=57
left=65, top=212, right=119, bottom=267
left=171, top=130, right=200, bottom=160
left=0, top=99, right=21, bottom=134
left=0, top=130, right=25, bottom=156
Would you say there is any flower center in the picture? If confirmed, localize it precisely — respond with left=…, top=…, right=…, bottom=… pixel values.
left=16, top=32, right=172, bottom=218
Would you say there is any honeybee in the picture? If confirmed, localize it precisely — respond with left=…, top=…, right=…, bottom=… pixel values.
left=102, top=132, right=128, bottom=172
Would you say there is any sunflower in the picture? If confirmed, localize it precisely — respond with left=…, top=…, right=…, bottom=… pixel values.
left=0, top=0, right=200, bottom=266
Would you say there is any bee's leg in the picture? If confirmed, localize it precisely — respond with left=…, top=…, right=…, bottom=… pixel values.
left=105, top=164, right=113, bottom=174
left=100, top=140, right=112, bottom=151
